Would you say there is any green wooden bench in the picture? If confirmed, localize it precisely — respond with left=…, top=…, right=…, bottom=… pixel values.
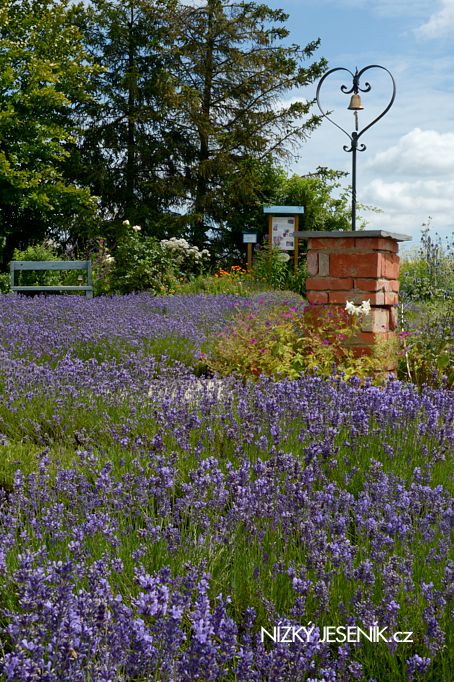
left=10, top=260, right=93, bottom=298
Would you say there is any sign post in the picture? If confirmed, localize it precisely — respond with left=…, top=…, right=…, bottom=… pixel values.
left=242, top=231, right=258, bottom=271
left=263, top=206, right=305, bottom=273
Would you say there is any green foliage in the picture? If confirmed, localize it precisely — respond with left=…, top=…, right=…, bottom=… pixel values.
left=160, top=238, right=210, bottom=278
left=400, top=224, right=454, bottom=302
left=173, top=265, right=256, bottom=296
left=0, top=272, right=10, bottom=293
left=90, top=238, right=116, bottom=296
left=0, top=0, right=99, bottom=265
left=11, top=242, right=62, bottom=287
left=274, top=167, right=353, bottom=231
left=94, top=223, right=214, bottom=295
left=0, top=1, right=339, bottom=262
left=110, top=223, right=178, bottom=295
left=72, top=0, right=177, bottom=233
left=251, top=247, right=307, bottom=296
left=152, top=0, right=327, bottom=246
left=206, top=302, right=388, bottom=381
left=398, top=302, right=453, bottom=389
left=398, top=224, right=453, bottom=389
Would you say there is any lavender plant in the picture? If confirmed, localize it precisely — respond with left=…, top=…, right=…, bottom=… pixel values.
left=0, top=292, right=452, bottom=681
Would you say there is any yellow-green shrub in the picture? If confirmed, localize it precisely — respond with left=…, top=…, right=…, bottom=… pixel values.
left=206, top=302, right=389, bottom=381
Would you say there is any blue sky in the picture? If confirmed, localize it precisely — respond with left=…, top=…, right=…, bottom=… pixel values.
left=267, top=0, right=454, bottom=247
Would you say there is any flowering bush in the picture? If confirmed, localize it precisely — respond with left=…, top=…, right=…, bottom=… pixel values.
left=160, top=237, right=210, bottom=277
left=90, top=238, right=115, bottom=295
left=174, top=264, right=257, bottom=296
left=251, top=246, right=307, bottom=296
left=206, top=299, right=385, bottom=381
left=109, top=221, right=179, bottom=294
left=103, top=225, right=212, bottom=294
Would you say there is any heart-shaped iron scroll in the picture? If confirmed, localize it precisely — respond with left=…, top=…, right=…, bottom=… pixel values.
left=316, top=65, right=396, bottom=153
left=315, top=64, right=396, bottom=230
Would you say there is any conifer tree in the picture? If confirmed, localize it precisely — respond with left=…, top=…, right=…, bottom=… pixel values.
left=74, top=0, right=179, bottom=236
left=169, top=0, right=326, bottom=246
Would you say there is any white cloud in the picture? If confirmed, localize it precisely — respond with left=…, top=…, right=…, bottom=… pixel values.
left=365, top=178, right=454, bottom=212
left=353, top=128, right=454, bottom=240
left=361, top=165, right=454, bottom=241
left=415, top=0, right=454, bottom=39
left=366, top=128, right=454, bottom=177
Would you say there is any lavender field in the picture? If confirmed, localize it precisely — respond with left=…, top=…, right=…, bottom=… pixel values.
left=0, top=292, right=452, bottom=681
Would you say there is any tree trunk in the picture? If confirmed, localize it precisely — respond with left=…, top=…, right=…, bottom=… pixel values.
left=191, top=0, right=217, bottom=246
left=126, top=5, right=136, bottom=213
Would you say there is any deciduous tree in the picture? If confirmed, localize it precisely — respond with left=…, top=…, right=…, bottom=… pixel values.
left=0, top=0, right=98, bottom=266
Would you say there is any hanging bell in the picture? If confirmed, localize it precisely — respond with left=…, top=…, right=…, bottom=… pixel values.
left=348, top=94, right=364, bottom=110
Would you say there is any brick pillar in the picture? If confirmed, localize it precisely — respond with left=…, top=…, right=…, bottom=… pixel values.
left=298, top=230, right=411, bottom=368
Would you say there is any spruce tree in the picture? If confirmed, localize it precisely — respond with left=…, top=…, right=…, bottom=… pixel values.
left=74, top=0, right=179, bottom=237
left=169, top=0, right=326, bottom=247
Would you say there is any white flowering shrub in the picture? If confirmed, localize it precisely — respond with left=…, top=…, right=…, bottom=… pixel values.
left=108, top=222, right=177, bottom=294
left=160, top=237, right=210, bottom=276
left=90, top=225, right=211, bottom=295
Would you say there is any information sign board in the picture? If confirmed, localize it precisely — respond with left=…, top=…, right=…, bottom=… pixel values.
left=271, top=216, right=295, bottom=250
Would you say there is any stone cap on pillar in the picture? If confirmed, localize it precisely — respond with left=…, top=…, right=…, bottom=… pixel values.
left=296, top=230, right=412, bottom=241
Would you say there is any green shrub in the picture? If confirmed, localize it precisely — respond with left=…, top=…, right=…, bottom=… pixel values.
left=91, top=238, right=115, bottom=296
left=400, top=225, right=453, bottom=302
left=101, top=224, right=213, bottom=295
left=398, top=302, right=453, bottom=388
left=206, top=301, right=391, bottom=381
left=160, top=237, right=210, bottom=278
left=0, top=272, right=10, bottom=293
left=110, top=222, right=178, bottom=295
left=11, top=242, right=62, bottom=287
left=251, top=246, right=306, bottom=295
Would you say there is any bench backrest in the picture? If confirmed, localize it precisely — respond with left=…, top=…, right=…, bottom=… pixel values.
left=10, top=260, right=93, bottom=298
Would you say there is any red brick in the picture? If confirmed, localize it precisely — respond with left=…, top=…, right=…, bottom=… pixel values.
left=390, top=280, right=400, bottom=293
left=389, top=307, right=398, bottom=331
left=381, top=254, right=400, bottom=279
left=307, top=291, right=328, bottom=304
left=355, top=237, right=398, bottom=253
left=350, top=331, right=391, bottom=345
left=308, top=237, right=356, bottom=250
left=360, top=308, right=389, bottom=333
left=383, top=293, right=399, bottom=305
left=353, top=278, right=392, bottom=292
left=307, top=252, right=318, bottom=276
left=306, top=277, right=353, bottom=291
left=328, top=291, right=385, bottom=305
left=330, top=252, right=380, bottom=278
left=350, top=346, right=373, bottom=358
left=319, top=252, right=330, bottom=276
left=348, top=345, right=397, bottom=370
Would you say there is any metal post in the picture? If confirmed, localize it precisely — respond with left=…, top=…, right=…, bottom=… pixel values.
left=351, top=134, right=357, bottom=232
